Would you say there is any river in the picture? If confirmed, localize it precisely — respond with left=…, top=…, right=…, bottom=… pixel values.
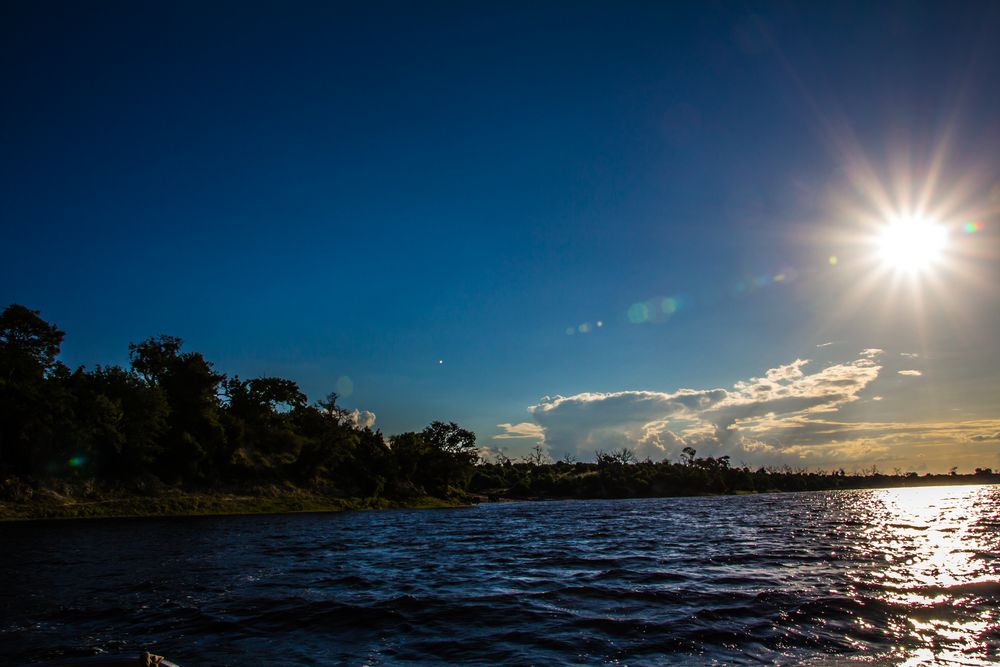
left=2, top=485, right=999, bottom=665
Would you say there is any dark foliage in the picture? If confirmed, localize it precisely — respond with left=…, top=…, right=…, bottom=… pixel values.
left=469, top=450, right=1000, bottom=499
left=2, top=304, right=997, bottom=506
left=0, top=305, right=477, bottom=501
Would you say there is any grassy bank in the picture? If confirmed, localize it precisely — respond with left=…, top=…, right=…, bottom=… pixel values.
left=0, top=489, right=467, bottom=521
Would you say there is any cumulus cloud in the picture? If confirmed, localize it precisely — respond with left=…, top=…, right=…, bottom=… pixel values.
left=898, top=370, right=923, bottom=377
left=348, top=409, right=376, bottom=429
left=526, top=352, right=883, bottom=464
left=494, top=422, right=545, bottom=441
left=528, top=389, right=724, bottom=460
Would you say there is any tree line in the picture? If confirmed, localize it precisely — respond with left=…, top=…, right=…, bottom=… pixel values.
left=2, top=303, right=995, bottom=505
left=471, top=446, right=997, bottom=500
left=0, top=304, right=478, bottom=499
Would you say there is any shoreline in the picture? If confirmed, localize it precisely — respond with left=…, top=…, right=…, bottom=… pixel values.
left=0, top=491, right=468, bottom=522
left=4, top=478, right=998, bottom=522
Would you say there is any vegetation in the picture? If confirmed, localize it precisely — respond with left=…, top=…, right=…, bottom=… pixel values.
left=1, top=304, right=996, bottom=520
left=0, top=304, right=478, bottom=519
left=470, top=446, right=998, bottom=501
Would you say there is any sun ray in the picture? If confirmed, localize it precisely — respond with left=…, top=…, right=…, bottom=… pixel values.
left=808, top=112, right=1000, bottom=353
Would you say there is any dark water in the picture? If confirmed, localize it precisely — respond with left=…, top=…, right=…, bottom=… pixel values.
left=2, top=486, right=1000, bottom=666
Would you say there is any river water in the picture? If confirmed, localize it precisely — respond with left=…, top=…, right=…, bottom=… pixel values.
left=2, top=485, right=999, bottom=665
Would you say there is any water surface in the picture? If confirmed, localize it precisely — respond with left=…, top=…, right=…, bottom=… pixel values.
left=2, top=485, right=999, bottom=665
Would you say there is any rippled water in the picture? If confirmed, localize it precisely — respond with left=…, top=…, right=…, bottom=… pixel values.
left=2, top=485, right=999, bottom=665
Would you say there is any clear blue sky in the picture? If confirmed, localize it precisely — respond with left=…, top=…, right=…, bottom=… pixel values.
left=3, top=1, right=999, bottom=470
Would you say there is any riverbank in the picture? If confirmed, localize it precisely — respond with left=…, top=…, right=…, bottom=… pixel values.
left=0, top=488, right=468, bottom=521
left=5, top=475, right=998, bottom=521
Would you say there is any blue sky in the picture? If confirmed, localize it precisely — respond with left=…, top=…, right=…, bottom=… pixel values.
left=3, top=1, right=999, bottom=471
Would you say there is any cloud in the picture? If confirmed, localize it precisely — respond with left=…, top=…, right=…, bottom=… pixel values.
left=764, top=358, right=809, bottom=382
left=898, top=370, right=923, bottom=377
left=900, top=352, right=919, bottom=358
left=528, top=389, right=726, bottom=460
left=526, top=352, right=883, bottom=464
left=816, top=341, right=835, bottom=348
left=348, top=409, right=376, bottom=429
left=970, top=431, right=1000, bottom=442
left=494, top=422, right=545, bottom=441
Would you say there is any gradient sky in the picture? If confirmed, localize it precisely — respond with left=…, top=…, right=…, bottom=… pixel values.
left=3, top=1, right=999, bottom=472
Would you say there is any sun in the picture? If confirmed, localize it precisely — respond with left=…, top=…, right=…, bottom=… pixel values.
left=876, top=216, right=948, bottom=272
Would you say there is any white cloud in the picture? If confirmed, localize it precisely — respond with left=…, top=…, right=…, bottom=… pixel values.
left=900, top=352, right=919, bottom=358
left=529, top=389, right=726, bottom=460
left=526, top=352, right=883, bottom=464
left=764, top=358, right=809, bottom=382
left=502, top=346, right=1000, bottom=471
left=348, top=409, right=376, bottom=429
left=494, top=422, right=545, bottom=441
left=816, top=341, right=835, bottom=347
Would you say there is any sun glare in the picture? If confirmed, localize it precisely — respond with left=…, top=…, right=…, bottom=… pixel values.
left=876, top=216, right=947, bottom=272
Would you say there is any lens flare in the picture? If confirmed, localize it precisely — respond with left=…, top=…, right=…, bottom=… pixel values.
left=627, top=302, right=650, bottom=324
left=335, top=375, right=354, bottom=397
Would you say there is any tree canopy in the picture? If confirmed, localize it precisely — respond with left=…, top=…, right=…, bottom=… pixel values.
left=0, top=304, right=479, bottom=500
left=2, top=303, right=996, bottom=505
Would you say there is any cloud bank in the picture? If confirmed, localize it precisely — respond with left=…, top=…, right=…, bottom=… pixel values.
left=526, top=352, right=882, bottom=465
left=493, top=349, right=998, bottom=471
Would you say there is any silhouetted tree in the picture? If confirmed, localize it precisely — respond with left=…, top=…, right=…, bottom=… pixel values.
left=0, top=305, right=70, bottom=474
left=130, top=335, right=226, bottom=483
left=80, top=365, right=169, bottom=479
left=3, top=302, right=997, bottom=505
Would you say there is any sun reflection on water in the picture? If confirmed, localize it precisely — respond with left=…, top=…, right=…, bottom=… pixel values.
left=854, top=485, right=999, bottom=665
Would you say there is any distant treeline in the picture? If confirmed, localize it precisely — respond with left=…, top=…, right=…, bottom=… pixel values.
left=471, top=447, right=998, bottom=500
left=1, top=304, right=996, bottom=505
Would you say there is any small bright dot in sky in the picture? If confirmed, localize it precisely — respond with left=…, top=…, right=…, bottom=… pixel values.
left=596, top=321, right=603, bottom=328
left=829, top=255, right=839, bottom=265
left=438, top=359, right=443, bottom=364
left=877, top=216, right=947, bottom=272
